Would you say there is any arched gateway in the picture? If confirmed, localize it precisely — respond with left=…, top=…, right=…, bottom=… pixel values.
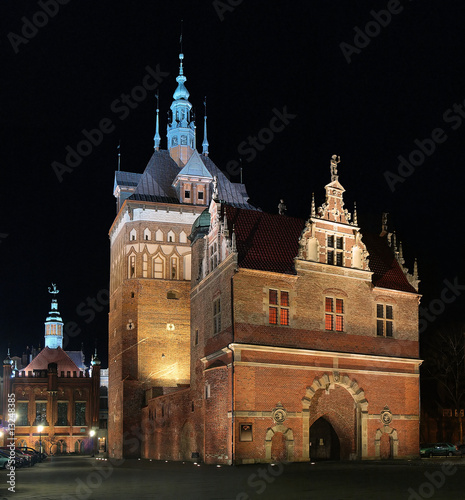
left=302, top=373, right=369, bottom=460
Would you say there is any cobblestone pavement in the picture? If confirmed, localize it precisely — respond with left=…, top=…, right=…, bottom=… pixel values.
left=1, top=455, right=464, bottom=499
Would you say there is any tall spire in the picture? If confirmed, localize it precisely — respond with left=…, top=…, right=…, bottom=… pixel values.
left=167, top=51, right=196, bottom=166
left=202, top=97, right=209, bottom=156
left=311, top=193, right=316, bottom=217
left=44, top=284, right=64, bottom=349
left=154, top=92, right=161, bottom=150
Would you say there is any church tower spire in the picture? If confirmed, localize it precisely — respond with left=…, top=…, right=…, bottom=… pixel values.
left=154, top=92, right=161, bottom=150
left=167, top=53, right=196, bottom=166
left=202, top=97, right=209, bottom=156
left=44, top=284, right=64, bottom=349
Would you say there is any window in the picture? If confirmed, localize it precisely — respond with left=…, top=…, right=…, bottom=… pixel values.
left=16, top=402, right=28, bottom=426
left=184, top=190, right=191, bottom=199
left=167, top=290, right=179, bottom=299
left=240, top=424, right=253, bottom=442
left=210, top=242, right=218, bottom=271
left=325, top=297, right=344, bottom=332
left=198, top=191, right=204, bottom=200
left=171, top=257, right=178, bottom=280
left=56, top=402, right=68, bottom=426
left=129, top=255, right=136, bottom=278
left=443, top=409, right=452, bottom=417
left=377, top=304, right=393, bottom=337
left=75, top=402, right=86, bottom=426
left=213, top=298, right=221, bottom=335
left=205, top=384, right=211, bottom=399
left=153, top=256, right=164, bottom=279
left=327, top=235, right=344, bottom=266
left=35, top=402, right=47, bottom=425
left=194, top=329, right=199, bottom=345
left=268, top=289, right=290, bottom=326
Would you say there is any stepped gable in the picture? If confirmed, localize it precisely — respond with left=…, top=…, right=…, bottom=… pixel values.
left=224, top=205, right=305, bottom=274
left=20, top=347, right=83, bottom=373
left=362, top=232, right=417, bottom=293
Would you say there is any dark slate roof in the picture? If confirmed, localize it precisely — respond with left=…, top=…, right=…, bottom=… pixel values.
left=66, top=351, right=87, bottom=370
left=224, top=206, right=305, bottom=274
left=114, top=171, right=142, bottom=188
left=224, top=206, right=417, bottom=294
left=362, top=233, right=417, bottom=293
left=126, top=149, right=255, bottom=208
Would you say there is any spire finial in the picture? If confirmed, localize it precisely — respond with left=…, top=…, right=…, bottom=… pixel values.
left=202, top=96, right=209, bottom=156
left=311, top=193, right=316, bottom=217
left=48, top=283, right=59, bottom=295
left=117, top=140, right=121, bottom=170
left=414, top=258, right=419, bottom=280
left=180, top=19, right=183, bottom=54
left=353, top=202, right=358, bottom=226
left=154, top=92, right=161, bottom=150
left=232, top=225, right=237, bottom=252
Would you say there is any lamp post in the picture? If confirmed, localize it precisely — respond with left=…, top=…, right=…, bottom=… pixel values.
left=38, top=425, right=44, bottom=454
left=89, top=430, right=96, bottom=457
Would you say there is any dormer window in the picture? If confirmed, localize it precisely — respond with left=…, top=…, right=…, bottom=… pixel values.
left=198, top=191, right=204, bottom=200
left=185, top=190, right=191, bottom=200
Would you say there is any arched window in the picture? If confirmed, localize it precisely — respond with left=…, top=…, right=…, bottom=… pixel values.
left=128, top=254, right=136, bottom=278
left=167, top=290, right=179, bottom=300
left=155, top=230, right=164, bottom=242
left=170, top=256, right=179, bottom=280
left=129, top=229, right=137, bottom=241
left=153, top=255, right=165, bottom=279
left=143, top=228, right=151, bottom=241
left=168, top=230, right=175, bottom=243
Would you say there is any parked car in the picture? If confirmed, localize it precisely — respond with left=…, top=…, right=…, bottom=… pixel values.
left=456, top=444, right=465, bottom=456
left=16, top=446, right=47, bottom=462
left=0, top=452, right=11, bottom=469
left=0, top=449, right=25, bottom=468
left=0, top=447, right=33, bottom=467
left=420, top=443, right=458, bottom=457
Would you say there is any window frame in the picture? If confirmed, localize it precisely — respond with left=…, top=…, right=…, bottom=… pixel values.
left=268, top=289, right=290, bottom=326
left=376, top=303, right=394, bottom=337
left=325, top=296, right=345, bottom=332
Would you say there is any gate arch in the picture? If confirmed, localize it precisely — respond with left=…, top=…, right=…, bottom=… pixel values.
left=302, top=373, right=369, bottom=459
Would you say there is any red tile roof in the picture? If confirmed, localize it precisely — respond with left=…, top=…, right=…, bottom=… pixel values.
left=361, top=233, right=417, bottom=293
left=224, top=206, right=305, bottom=275
left=20, top=347, right=83, bottom=373
left=224, top=205, right=417, bottom=293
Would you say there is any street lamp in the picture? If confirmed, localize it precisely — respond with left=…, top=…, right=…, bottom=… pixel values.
left=89, top=430, right=96, bottom=457
left=38, top=425, right=44, bottom=454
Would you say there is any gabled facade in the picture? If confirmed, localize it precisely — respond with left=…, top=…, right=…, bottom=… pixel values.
left=139, top=156, right=421, bottom=464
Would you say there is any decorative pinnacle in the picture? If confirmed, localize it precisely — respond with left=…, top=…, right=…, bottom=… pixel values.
left=311, top=193, right=316, bottom=217
left=231, top=225, right=237, bottom=252
left=154, top=92, right=161, bottom=150
left=202, top=96, right=209, bottom=156
left=353, top=202, right=358, bottom=226
left=413, top=258, right=419, bottom=280
left=48, top=283, right=59, bottom=295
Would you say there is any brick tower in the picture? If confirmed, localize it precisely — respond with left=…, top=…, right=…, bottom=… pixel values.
left=108, top=52, right=253, bottom=458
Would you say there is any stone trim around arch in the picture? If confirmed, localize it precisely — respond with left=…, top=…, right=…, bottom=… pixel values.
left=301, top=373, right=369, bottom=460
left=264, top=425, right=294, bottom=462
left=374, top=426, right=399, bottom=458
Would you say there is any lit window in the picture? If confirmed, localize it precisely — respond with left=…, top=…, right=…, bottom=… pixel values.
left=377, top=304, right=394, bottom=337
left=325, top=297, right=344, bottom=332
left=268, top=289, right=290, bottom=326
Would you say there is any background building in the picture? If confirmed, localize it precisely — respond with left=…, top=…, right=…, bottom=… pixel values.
left=1, top=286, right=103, bottom=454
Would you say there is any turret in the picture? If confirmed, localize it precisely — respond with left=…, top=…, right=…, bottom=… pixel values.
left=44, top=284, right=64, bottom=349
left=167, top=53, right=196, bottom=166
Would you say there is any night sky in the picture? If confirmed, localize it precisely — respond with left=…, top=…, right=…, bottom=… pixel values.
left=2, top=1, right=465, bottom=368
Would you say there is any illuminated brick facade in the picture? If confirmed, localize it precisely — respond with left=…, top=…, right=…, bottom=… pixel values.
left=109, top=55, right=421, bottom=463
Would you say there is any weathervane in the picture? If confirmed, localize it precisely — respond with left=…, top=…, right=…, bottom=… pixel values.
left=48, top=283, right=59, bottom=295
